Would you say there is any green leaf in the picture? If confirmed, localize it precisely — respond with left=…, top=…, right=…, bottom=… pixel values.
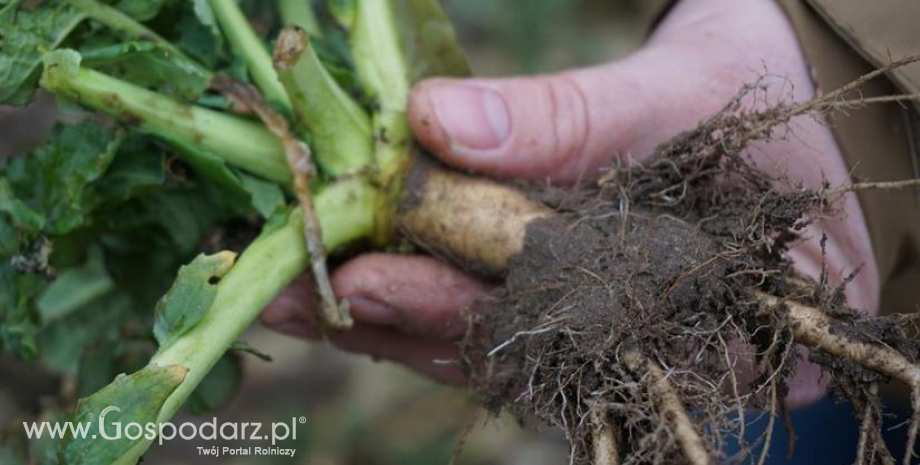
left=175, top=0, right=227, bottom=68
left=0, top=212, right=18, bottom=256
left=392, top=0, right=471, bottom=82
left=0, top=179, right=45, bottom=234
left=36, top=246, right=113, bottom=325
left=0, top=0, right=86, bottom=105
left=3, top=121, right=123, bottom=235
left=37, top=290, right=133, bottom=374
left=80, top=41, right=212, bottom=100
left=94, top=136, right=167, bottom=202
left=64, top=364, right=187, bottom=465
left=100, top=189, right=224, bottom=254
left=153, top=251, right=236, bottom=349
left=168, top=138, right=287, bottom=219
left=0, top=265, right=45, bottom=360
left=186, top=353, right=241, bottom=414
left=239, top=173, right=286, bottom=219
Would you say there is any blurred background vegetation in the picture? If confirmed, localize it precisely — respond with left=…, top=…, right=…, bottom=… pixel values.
left=0, top=1, right=652, bottom=464
left=443, top=0, right=653, bottom=75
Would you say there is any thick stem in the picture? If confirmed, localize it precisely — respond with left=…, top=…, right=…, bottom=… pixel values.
left=274, top=28, right=373, bottom=176
left=90, top=178, right=376, bottom=465
left=276, top=0, right=321, bottom=37
left=152, top=178, right=376, bottom=419
left=212, top=75, right=353, bottom=330
left=40, top=51, right=291, bottom=185
left=350, top=0, right=413, bottom=183
left=350, top=0, right=409, bottom=115
left=208, top=0, right=291, bottom=109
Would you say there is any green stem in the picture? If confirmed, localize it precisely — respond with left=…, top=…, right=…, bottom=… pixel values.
left=276, top=0, right=321, bottom=37
left=40, top=50, right=291, bottom=185
left=63, top=0, right=190, bottom=62
left=349, top=1, right=414, bottom=237
left=275, top=28, right=373, bottom=176
left=152, top=178, right=377, bottom=419
left=99, top=179, right=377, bottom=465
left=208, top=0, right=291, bottom=109
left=350, top=1, right=409, bottom=114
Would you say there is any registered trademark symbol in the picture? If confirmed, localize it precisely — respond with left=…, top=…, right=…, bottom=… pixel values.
left=299, top=416, right=307, bottom=424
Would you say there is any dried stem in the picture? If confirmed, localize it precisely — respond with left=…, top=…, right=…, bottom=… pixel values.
left=212, top=75, right=353, bottom=330
left=621, top=351, right=712, bottom=465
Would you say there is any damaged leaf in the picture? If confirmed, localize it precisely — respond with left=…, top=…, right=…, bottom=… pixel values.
left=0, top=0, right=86, bottom=105
left=64, top=364, right=187, bottom=465
left=153, top=251, right=237, bottom=349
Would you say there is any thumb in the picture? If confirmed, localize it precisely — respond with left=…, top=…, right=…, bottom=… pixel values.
left=407, top=36, right=776, bottom=183
left=407, top=50, right=695, bottom=183
left=408, top=72, right=606, bottom=183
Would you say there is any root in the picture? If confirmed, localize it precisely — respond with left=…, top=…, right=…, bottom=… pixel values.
left=905, top=387, right=920, bottom=465
left=590, top=405, right=619, bottom=465
left=755, top=377, right=779, bottom=465
left=212, top=75, right=353, bottom=330
left=758, top=292, right=920, bottom=464
left=756, top=293, right=920, bottom=387
left=823, top=179, right=920, bottom=198
left=621, top=351, right=712, bottom=465
left=854, top=386, right=875, bottom=465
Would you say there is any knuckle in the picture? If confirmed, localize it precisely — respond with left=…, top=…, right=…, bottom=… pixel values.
left=522, top=75, right=593, bottom=176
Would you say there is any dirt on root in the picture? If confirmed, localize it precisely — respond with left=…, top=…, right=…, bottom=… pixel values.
left=459, top=87, right=920, bottom=464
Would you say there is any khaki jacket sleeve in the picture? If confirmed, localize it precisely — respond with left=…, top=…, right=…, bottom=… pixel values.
left=801, top=0, right=920, bottom=105
left=777, top=0, right=920, bottom=314
left=647, top=0, right=920, bottom=313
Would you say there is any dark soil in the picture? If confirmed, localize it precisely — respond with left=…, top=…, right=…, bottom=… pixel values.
left=459, top=92, right=920, bottom=464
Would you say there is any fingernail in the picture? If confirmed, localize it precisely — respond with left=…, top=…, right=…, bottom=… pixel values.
left=345, top=296, right=399, bottom=325
left=429, top=83, right=511, bottom=151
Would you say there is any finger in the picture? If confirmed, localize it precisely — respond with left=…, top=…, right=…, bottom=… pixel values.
left=261, top=274, right=316, bottom=328
left=331, top=254, right=493, bottom=339
left=262, top=254, right=493, bottom=340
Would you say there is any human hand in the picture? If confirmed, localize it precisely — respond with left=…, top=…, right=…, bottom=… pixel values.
left=261, top=0, right=877, bottom=406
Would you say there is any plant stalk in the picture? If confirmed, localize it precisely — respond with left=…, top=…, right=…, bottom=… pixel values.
left=100, top=179, right=377, bottom=465
left=276, top=0, right=321, bottom=37
left=208, top=0, right=292, bottom=109
left=351, top=0, right=411, bottom=176
left=152, top=178, right=377, bottom=419
left=274, top=28, right=373, bottom=176
left=40, top=51, right=291, bottom=185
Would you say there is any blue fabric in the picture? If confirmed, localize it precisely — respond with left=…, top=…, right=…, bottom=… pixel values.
left=722, top=398, right=915, bottom=464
